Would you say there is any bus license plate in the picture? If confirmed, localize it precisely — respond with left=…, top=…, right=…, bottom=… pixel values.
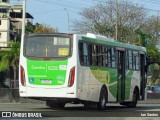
left=41, top=80, right=52, bottom=84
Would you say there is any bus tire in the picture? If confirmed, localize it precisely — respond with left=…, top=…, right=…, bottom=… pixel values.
left=98, top=87, right=107, bottom=110
left=127, top=89, right=138, bottom=108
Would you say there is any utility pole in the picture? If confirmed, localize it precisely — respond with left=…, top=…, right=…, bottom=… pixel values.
left=115, top=0, right=118, bottom=42
left=64, top=8, right=70, bottom=33
left=21, top=0, right=26, bottom=41
left=18, top=0, right=20, bottom=5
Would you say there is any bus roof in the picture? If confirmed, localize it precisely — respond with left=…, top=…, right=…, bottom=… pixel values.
left=81, top=35, right=145, bottom=52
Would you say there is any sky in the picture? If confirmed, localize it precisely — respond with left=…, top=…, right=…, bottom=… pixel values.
left=10, top=0, right=160, bottom=33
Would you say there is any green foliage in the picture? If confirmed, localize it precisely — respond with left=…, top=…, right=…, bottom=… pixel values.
left=134, top=28, right=152, bottom=47
left=0, top=51, right=9, bottom=72
left=34, top=23, right=58, bottom=33
left=146, top=45, right=160, bottom=59
left=0, top=41, right=20, bottom=72
left=26, top=26, right=34, bottom=33
left=0, top=41, right=20, bottom=87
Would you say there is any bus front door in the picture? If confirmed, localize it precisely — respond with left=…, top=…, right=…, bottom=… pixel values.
left=140, top=54, right=146, bottom=100
left=117, top=51, right=125, bottom=101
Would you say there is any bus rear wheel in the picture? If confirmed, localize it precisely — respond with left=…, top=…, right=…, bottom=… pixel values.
left=127, top=89, right=138, bottom=108
left=97, top=87, right=107, bottom=110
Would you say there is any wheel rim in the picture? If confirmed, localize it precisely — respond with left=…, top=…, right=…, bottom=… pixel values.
left=101, top=94, right=106, bottom=107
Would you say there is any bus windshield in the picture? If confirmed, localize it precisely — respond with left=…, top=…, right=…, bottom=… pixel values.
left=24, top=35, right=72, bottom=59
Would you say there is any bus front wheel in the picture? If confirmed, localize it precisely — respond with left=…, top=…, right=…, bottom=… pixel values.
left=98, top=87, right=107, bottom=110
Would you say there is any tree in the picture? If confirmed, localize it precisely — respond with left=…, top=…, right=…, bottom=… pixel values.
left=134, top=28, right=152, bottom=47
left=34, top=23, right=58, bottom=33
left=73, top=0, right=147, bottom=42
left=141, top=16, right=160, bottom=45
left=0, top=42, right=20, bottom=88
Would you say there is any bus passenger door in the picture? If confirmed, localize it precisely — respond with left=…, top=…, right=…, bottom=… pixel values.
left=140, top=54, right=146, bottom=100
left=117, top=50, right=125, bottom=101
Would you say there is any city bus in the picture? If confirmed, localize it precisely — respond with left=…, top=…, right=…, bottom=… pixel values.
left=19, top=33, right=147, bottom=110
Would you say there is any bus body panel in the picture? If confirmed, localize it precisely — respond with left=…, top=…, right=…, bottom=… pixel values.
left=77, top=66, right=101, bottom=102
left=124, top=70, right=141, bottom=101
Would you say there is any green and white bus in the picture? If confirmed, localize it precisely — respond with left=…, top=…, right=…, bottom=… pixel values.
left=19, top=33, right=147, bottom=110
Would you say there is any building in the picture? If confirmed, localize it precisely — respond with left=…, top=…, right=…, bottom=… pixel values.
left=10, top=5, right=34, bottom=42
left=0, top=0, right=10, bottom=47
left=0, top=1, right=33, bottom=48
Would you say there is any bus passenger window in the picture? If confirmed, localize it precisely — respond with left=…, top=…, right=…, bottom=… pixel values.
left=107, top=47, right=112, bottom=67
left=83, top=43, right=89, bottom=66
left=102, top=46, right=106, bottom=67
left=111, top=47, right=116, bottom=68
left=79, top=42, right=84, bottom=65
left=125, top=50, right=129, bottom=69
left=98, top=46, right=103, bottom=66
left=88, top=44, right=92, bottom=66
left=133, top=51, right=139, bottom=70
left=129, top=50, right=133, bottom=69
left=136, top=55, right=139, bottom=70
left=133, top=55, right=136, bottom=70
left=79, top=42, right=89, bottom=66
left=105, top=47, right=108, bottom=67
left=92, top=45, right=98, bottom=66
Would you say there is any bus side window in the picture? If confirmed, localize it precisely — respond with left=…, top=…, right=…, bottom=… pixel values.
left=105, top=46, right=108, bottom=67
left=88, top=44, right=92, bottom=66
left=128, top=50, right=133, bottom=69
left=111, top=47, right=116, bottom=68
left=83, top=43, right=89, bottom=66
left=79, top=42, right=84, bottom=65
left=125, top=50, right=128, bottom=69
left=98, top=46, right=103, bottom=66
left=133, top=54, right=136, bottom=70
left=92, top=45, right=98, bottom=66
left=79, top=42, right=89, bottom=66
left=102, top=46, right=106, bottom=67
left=107, top=47, right=112, bottom=67
left=136, top=54, right=139, bottom=70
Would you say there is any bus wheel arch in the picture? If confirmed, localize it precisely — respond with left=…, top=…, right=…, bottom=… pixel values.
left=98, top=85, right=108, bottom=110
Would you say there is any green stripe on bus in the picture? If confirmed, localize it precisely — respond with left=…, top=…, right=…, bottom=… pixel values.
left=90, top=67, right=133, bottom=99
left=90, top=67, right=118, bottom=98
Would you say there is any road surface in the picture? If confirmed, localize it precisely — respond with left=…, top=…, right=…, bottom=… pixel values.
left=0, top=103, right=160, bottom=119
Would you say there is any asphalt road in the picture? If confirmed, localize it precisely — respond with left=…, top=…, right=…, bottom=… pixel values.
left=0, top=103, right=160, bottom=119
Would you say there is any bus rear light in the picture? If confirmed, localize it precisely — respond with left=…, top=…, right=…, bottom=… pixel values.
left=68, top=66, right=75, bottom=87
left=20, top=65, right=26, bottom=86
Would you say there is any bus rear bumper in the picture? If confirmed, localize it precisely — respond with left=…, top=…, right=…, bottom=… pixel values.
left=19, top=86, right=77, bottom=98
